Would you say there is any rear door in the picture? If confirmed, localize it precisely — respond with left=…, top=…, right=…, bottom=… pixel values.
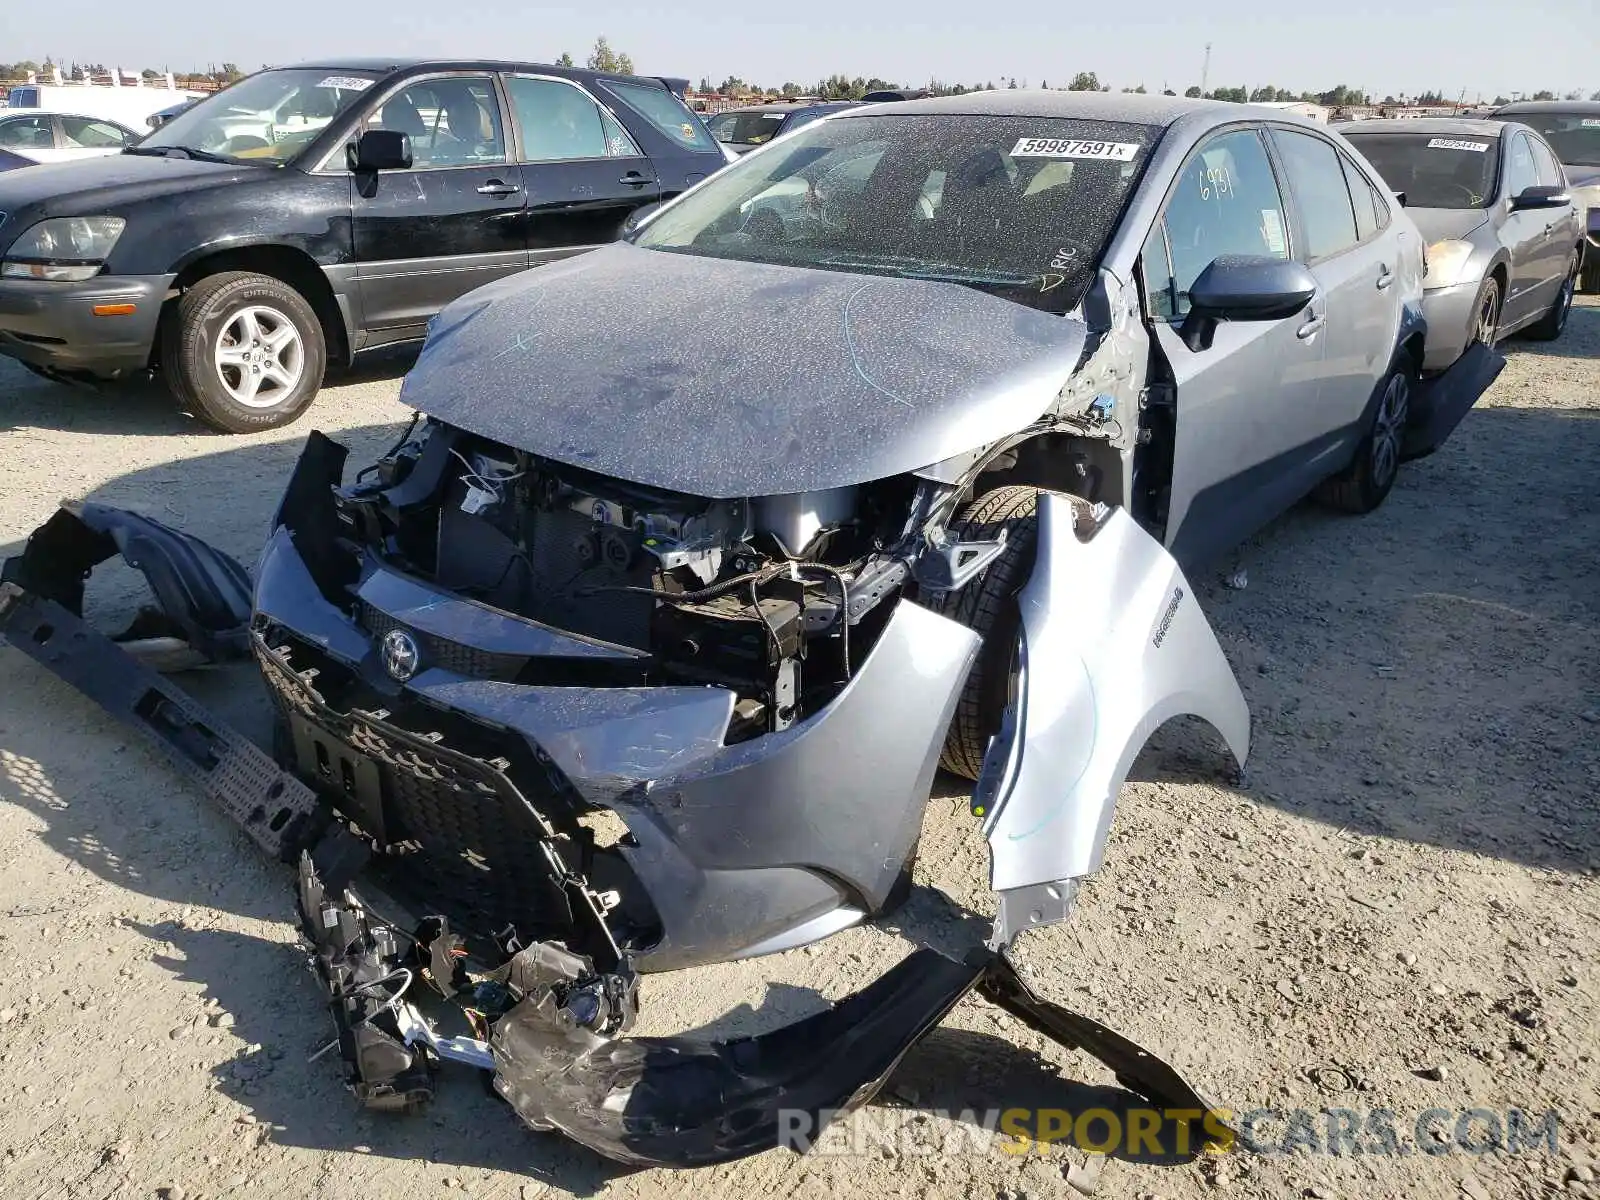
left=1269, top=125, right=1400, bottom=440
left=1528, top=134, right=1579, bottom=300
left=349, top=72, right=529, bottom=334
left=502, top=74, right=662, bottom=265
left=1149, top=125, right=1330, bottom=565
left=1500, top=131, right=1548, bottom=326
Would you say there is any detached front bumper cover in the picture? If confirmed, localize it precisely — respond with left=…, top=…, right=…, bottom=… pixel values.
left=0, top=498, right=1230, bottom=1167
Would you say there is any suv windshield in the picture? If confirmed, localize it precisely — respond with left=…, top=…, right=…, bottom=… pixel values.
left=630, top=112, right=1157, bottom=313
left=1343, top=133, right=1501, bottom=208
left=1506, top=112, right=1600, bottom=167
left=705, top=109, right=791, bottom=147
left=137, top=68, right=382, bottom=163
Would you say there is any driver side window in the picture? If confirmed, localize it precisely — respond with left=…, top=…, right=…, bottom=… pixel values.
left=1142, top=127, right=1289, bottom=320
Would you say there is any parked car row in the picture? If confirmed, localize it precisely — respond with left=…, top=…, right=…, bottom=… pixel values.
left=0, top=66, right=1586, bottom=437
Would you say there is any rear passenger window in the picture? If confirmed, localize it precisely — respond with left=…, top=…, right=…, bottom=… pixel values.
left=1144, top=127, right=1289, bottom=319
left=1339, top=153, right=1379, bottom=241
left=506, top=77, right=632, bottom=162
left=602, top=79, right=722, bottom=153
left=1274, top=128, right=1359, bottom=260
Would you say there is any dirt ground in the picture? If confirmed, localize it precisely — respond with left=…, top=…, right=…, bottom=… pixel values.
left=1, top=303, right=1597, bottom=1200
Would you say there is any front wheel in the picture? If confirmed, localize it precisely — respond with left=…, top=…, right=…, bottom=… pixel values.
left=1525, top=253, right=1578, bottom=341
left=1315, top=359, right=1413, bottom=515
left=163, top=270, right=326, bottom=433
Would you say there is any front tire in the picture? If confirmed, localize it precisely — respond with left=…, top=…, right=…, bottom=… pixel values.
left=163, top=270, right=326, bottom=433
left=1525, top=252, right=1577, bottom=341
left=1315, top=358, right=1413, bottom=515
left=1469, top=276, right=1500, bottom=351
left=926, top=485, right=1040, bottom=781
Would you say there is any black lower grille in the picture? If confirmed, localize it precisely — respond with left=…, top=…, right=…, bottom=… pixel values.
left=257, top=639, right=575, bottom=944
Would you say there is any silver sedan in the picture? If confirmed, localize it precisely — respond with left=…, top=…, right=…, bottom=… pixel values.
left=1338, top=117, right=1583, bottom=371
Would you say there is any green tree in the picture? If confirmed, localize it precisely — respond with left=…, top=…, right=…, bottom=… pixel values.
left=1530, top=89, right=1554, bottom=101
left=1183, top=85, right=1202, bottom=98
left=780, top=81, right=801, bottom=97
left=617, top=53, right=634, bottom=75
left=698, top=76, right=711, bottom=93
left=587, top=36, right=619, bottom=73
left=556, top=52, right=575, bottom=67
left=1067, top=71, right=1100, bottom=91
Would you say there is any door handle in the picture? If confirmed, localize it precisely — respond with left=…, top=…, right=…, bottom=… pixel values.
left=619, top=171, right=649, bottom=187
left=476, top=180, right=521, bottom=196
left=1543, top=222, right=1555, bottom=235
left=1376, top=266, right=1395, bottom=290
left=1295, top=314, right=1326, bottom=340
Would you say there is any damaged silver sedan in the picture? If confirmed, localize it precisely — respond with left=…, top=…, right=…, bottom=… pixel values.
left=0, top=91, right=1503, bottom=1167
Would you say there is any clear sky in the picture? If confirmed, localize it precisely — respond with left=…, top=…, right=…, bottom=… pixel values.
left=8, top=0, right=1592, bottom=101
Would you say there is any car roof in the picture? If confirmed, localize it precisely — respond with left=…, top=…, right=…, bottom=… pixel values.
left=1336, top=117, right=1516, bottom=138
left=839, top=89, right=1255, bottom=128
left=1493, top=100, right=1600, bottom=115
left=0, top=110, right=133, bottom=125
left=713, top=100, right=840, bottom=115
left=273, top=58, right=658, bottom=83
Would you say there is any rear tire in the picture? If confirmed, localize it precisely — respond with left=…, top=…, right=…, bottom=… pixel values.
left=926, top=485, right=1040, bottom=781
left=163, top=270, right=326, bottom=433
left=1315, top=357, right=1413, bottom=515
left=1525, top=252, right=1577, bottom=341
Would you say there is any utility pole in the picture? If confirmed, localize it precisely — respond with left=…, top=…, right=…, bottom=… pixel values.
left=1200, top=43, right=1212, bottom=95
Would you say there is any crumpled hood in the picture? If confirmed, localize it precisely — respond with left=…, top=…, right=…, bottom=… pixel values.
left=400, top=243, right=1088, bottom=498
left=1408, top=207, right=1491, bottom=244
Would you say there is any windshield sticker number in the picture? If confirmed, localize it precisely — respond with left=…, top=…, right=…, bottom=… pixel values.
left=1011, top=137, right=1138, bottom=161
left=317, top=75, right=374, bottom=91
left=1427, top=138, right=1489, bottom=152
left=1260, top=209, right=1287, bottom=255
left=1199, top=163, right=1233, bottom=200
left=1582, top=119, right=1600, bottom=128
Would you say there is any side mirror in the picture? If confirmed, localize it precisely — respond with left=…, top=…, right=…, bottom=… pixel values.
left=1509, top=184, right=1570, bottom=211
left=1178, top=255, right=1318, bottom=353
left=347, top=129, right=412, bottom=173
left=621, top=199, right=666, bottom=238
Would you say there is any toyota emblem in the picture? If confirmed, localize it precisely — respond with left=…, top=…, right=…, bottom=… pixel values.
left=380, top=628, right=420, bottom=682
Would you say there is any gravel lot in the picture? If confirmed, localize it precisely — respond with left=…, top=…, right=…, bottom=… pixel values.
left=1, top=304, right=1596, bottom=1200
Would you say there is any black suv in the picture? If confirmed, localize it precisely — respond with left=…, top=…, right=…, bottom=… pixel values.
left=0, top=60, right=730, bottom=431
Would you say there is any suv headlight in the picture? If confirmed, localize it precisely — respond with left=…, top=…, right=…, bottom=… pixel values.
left=1, top=217, right=127, bottom=282
left=1422, top=239, right=1475, bottom=290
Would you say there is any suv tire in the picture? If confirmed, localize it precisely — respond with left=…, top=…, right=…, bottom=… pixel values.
left=164, top=270, right=325, bottom=433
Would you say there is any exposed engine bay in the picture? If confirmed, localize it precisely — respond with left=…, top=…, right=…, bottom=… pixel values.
left=336, top=420, right=969, bottom=739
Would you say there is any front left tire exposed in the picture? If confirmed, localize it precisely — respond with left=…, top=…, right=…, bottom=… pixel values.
left=926, top=485, right=1040, bottom=781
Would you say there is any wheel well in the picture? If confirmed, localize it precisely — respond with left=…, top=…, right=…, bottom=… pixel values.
left=972, top=433, right=1124, bottom=507
left=1489, top=261, right=1508, bottom=296
left=164, top=246, right=350, bottom=367
left=1400, top=329, right=1424, bottom=375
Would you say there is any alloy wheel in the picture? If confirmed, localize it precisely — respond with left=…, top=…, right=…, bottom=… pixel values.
left=1370, top=372, right=1409, bottom=491
left=213, top=305, right=305, bottom=409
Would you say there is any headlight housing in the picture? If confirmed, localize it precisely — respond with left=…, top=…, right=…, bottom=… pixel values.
left=1422, top=239, right=1476, bottom=291
left=1, top=217, right=127, bottom=282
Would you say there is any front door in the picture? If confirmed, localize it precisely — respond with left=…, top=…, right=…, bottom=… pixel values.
left=1149, top=126, right=1330, bottom=565
left=351, top=73, right=528, bottom=334
left=502, top=74, right=663, bottom=265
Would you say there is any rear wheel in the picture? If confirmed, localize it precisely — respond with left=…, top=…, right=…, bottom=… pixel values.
left=1525, top=252, right=1578, bottom=341
left=163, top=270, right=326, bottom=433
left=1315, top=358, right=1413, bottom=514
left=926, top=485, right=1040, bottom=781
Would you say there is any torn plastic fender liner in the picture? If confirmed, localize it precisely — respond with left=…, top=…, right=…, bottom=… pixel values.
left=977, top=494, right=1250, bottom=929
left=0, top=501, right=254, bottom=663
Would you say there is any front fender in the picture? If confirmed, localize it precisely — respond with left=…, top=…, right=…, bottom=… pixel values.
left=977, top=494, right=1249, bottom=933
